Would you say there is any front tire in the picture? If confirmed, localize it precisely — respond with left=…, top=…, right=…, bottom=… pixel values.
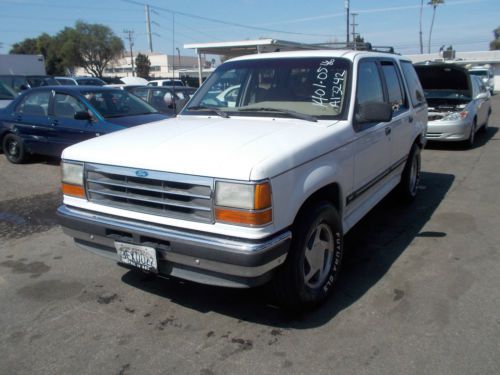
left=465, top=119, right=476, bottom=148
left=3, top=134, right=26, bottom=164
left=272, top=202, right=343, bottom=311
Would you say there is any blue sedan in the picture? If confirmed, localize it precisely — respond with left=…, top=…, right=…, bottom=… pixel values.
left=0, top=86, right=169, bottom=163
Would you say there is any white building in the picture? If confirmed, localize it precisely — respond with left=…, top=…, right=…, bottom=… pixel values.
left=75, top=52, right=208, bottom=79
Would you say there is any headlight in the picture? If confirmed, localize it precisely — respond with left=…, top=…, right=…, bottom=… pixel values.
left=214, top=181, right=272, bottom=226
left=442, top=111, right=468, bottom=121
left=61, top=161, right=85, bottom=198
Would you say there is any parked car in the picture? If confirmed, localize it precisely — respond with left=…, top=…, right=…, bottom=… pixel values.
left=0, top=81, right=16, bottom=109
left=468, top=65, right=495, bottom=94
left=414, top=62, right=491, bottom=147
left=57, top=50, right=427, bottom=310
left=125, top=86, right=196, bottom=114
left=0, top=86, right=168, bottom=163
left=0, top=75, right=60, bottom=93
left=147, top=79, right=185, bottom=87
left=55, top=76, right=107, bottom=86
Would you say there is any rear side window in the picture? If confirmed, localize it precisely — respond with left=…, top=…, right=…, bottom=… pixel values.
left=356, top=61, right=384, bottom=107
left=401, top=61, right=425, bottom=107
left=15, top=91, right=51, bottom=116
left=381, top=61, right=408, bottom=114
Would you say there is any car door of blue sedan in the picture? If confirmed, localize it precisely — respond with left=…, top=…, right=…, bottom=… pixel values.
left=48, top=92, right=99, bottom=156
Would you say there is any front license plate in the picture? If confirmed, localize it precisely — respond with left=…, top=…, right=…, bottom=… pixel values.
left=115, top=242, right=158, bottom=273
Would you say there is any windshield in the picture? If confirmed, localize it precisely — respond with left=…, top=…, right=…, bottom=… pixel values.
left=82, top=89, right=158, bottom=118
left=184, top=57, right=351, bottom=120
left=76, top=78, right=106, bottom=86
left=0, top=82, right=16, bottom=99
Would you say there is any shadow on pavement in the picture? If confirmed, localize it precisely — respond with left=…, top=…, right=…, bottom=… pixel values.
left=121, top=171, right=455, bottom=328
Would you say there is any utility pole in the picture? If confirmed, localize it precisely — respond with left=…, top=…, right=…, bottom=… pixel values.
left=123, top=29, right=135, bottom=77
left=351, top=13, right=359, bottom=50
left=176, top=47, right=181, bottom=69
left=145, top=4, right=153, bottom=53
left=345, top=0, right=350, bottom=45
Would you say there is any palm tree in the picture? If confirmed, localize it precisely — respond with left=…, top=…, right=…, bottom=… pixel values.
left=428, top=0, right=445, bottom=53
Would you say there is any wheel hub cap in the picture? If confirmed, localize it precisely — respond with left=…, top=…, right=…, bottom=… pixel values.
left=304, top=223, right=334, bottom=289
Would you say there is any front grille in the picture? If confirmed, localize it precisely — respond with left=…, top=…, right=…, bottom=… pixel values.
left=426, top=132, right=442, bottom=138
left=85, top=164, right=214, bottom=223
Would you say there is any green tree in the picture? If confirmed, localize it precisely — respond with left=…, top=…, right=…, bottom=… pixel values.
left=69, top=21, right=125, bottom=77
left=10, top=33, right=66, bottom=75
left=490, top=27, right=500, bottom=50
left=135, top=53, right=151, bottom=78
left=428, top=0, right=445, bottom=53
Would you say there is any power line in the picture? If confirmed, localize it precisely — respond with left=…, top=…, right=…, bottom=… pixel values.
left=120, top=0, right=333, bottom=38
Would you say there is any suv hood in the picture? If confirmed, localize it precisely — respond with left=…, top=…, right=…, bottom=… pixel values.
left=63, top=115, right=339, bottom=181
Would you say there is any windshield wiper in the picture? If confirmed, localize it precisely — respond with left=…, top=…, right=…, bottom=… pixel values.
left=186, top=105, right=230, bottom=118
left=237, top=107, right=317, bottom=122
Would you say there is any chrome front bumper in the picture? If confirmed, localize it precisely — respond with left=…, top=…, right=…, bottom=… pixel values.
left=425, top=119, right=472, bottom=141
left=57, top=205, right=291, bottom=288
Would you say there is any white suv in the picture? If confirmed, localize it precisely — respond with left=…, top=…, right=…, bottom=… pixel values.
left=58, top=50, right=427, bottom=309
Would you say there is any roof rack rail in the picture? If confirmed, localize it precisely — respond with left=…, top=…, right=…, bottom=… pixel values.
left=308, top=42, right=396, bottom=54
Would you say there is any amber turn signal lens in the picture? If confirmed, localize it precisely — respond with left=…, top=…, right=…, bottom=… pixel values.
left=62, top=183, right=85, bottom=198
left=254, top=182, right=272, bottom=210
left=215, top=208, right=272, bottom=226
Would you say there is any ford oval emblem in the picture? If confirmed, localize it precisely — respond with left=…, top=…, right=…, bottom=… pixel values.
left=135, top=170, right=148, bottom=178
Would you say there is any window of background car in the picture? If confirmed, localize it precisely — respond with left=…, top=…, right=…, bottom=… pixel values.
left=57, top=78, right=77, bottom=86
left=27, top=76, right=59, bottom=87
left=130, top=88, right=149, bottom=101
left=381, top=61, right=408, bottom=115
left=54, top=93, right=87, bottom=119
left=356, top=61, right=384, bottom=107
left=15, top=91, right=51, bottom=116
left=0, top=82, right=16, bottom=99
left=12, top=77, right=27, bottom=93
left=82, top=90, right=157, bottom=118
left=401, top=61, right=425, bottom=107
left=187, top=58, right=351, bottom=119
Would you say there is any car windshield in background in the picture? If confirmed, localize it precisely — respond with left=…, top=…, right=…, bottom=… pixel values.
left=469, top=70, right=488, bottom=77
left=27, top=76, right=60, bottom=87
left=76, top=78, right=106, bottom=86
left=185, top=57, right=351, bottom=120
left=0, top=82, right=16, bottom=99
left=82, top=90, right=158, bottom=118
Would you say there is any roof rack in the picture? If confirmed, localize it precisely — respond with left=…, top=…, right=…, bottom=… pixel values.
left=308, top=42, right=396, bottom=54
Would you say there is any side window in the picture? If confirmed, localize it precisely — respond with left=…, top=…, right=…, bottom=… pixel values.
left=15, top=91, right=51, bottom=116
left=401, top=61, right=425, bottom=107
left=356, top=61, right=384, bottom=107
left=54, top=93, right=87, bottom=119
left=381, top=61, right=408, bottom=115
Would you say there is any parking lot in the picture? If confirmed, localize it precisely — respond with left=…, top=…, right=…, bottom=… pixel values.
left=0, top=95, right=499, bottom=374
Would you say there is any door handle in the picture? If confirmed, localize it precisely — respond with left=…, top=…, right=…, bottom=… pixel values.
left=385, top=127, right=392, bottom=136
left=408, top=115, right=414, bottom=123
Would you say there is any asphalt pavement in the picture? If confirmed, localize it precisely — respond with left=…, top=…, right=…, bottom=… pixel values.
left=1, top=96, right=499, bottom=375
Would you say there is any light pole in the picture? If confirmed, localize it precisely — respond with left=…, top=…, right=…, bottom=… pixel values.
left=176, top=47, right=181, bottom=69
left=345, top=0, right=350, bottom=45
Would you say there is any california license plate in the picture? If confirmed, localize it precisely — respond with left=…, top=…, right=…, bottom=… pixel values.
left=115, top=242, right=158, bottom=273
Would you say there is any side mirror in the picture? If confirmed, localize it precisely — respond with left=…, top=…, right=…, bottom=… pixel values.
left=476, top=92, right=488, bottom=100
left=74, top=111, right=92, bottom=121
left=355, top=102, right=393, bottom=124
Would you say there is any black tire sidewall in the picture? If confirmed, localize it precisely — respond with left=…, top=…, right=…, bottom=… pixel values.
left=3, top=134, right=25, bottom=164
left=277, top=202, right=343, bottom=309
left=399, top=143, right=421, bottom=201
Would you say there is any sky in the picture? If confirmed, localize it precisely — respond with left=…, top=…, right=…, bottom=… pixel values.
left=0, top=0, right=498, bottom=57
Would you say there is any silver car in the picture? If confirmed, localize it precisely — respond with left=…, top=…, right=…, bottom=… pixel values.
left=415, top=63, right=491, bottom=147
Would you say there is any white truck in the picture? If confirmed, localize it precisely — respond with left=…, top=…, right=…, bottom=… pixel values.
left=58, top=50, right=427, bottom=309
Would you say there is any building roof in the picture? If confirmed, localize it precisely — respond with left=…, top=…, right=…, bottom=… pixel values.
left=184, top=39, right=319, bottom=58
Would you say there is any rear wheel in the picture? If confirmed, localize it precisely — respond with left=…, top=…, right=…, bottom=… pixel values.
left=398, top=143, right=421, bottom=202
left=272, top=201, right=343, bottom=311
left=2, top=134, right=26, bottom=164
